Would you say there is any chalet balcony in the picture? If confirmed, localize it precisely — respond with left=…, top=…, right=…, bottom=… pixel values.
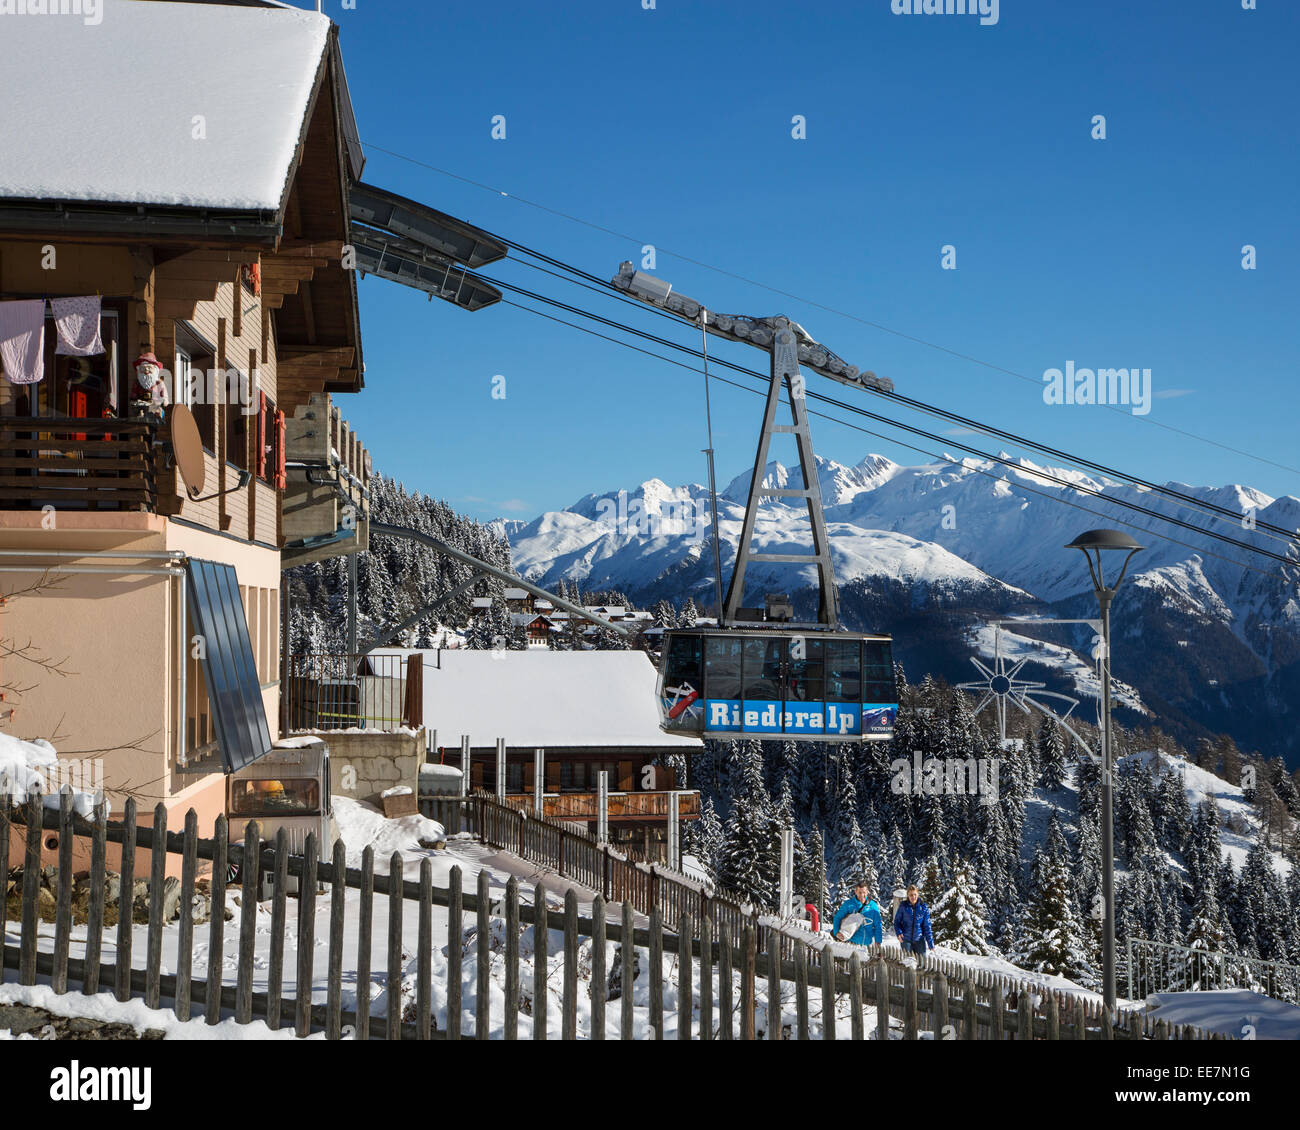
left=498, top=790, right=701, bottom=823
left=0, top=417, right=158, bottom=512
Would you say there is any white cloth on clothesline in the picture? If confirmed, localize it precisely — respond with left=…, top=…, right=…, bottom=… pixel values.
left=52, top=295, right=105, bottom=357
left=0, top=299, right=46, bottom=384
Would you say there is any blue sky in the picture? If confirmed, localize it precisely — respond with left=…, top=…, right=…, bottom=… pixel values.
left=307, top=0, right=1298, bottom=524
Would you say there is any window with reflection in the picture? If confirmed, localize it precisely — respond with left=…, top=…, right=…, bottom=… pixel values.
left=664, top=634, right=702, bottom=689
left=824, top=639, right=862, bottom=703
left=786, top=638, right=824, bottom=702
left=742, top=637, right=785, bottom=700
left=704, top=635, right=742, bottom=700
left=863, top=640, right=896, bottom=703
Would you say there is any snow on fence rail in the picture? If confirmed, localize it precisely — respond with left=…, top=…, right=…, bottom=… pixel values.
left=1, top=792, right=1228, bottom=1041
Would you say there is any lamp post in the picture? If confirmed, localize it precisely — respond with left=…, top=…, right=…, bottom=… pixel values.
left=1065, top=529, right=1143, bottom=1013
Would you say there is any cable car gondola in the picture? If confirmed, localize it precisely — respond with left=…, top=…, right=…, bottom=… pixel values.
left=612, top=263, right=901, bottom=745
left=658, top=625, right=896, bottom=743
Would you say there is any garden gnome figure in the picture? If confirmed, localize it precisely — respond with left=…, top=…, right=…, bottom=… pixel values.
left=131, top=351, right=170, bottom=419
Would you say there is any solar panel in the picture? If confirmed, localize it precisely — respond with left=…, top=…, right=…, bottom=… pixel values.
left=185, top=559, right=272, bottom=773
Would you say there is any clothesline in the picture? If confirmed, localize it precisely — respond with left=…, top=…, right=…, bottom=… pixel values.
left=0, top=295, right=105, bottom=385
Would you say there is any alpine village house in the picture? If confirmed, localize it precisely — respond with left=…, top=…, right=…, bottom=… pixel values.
left=0, top=0, right=700, bottom=871
left=0, top=1, right=370, bottom=850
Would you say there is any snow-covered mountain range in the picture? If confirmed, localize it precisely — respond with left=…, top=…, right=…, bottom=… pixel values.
left=494, top=454, right=1300, bottom=766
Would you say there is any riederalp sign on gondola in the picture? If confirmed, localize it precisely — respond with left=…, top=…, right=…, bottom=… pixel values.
left=699, top=699, right=898, bottom=737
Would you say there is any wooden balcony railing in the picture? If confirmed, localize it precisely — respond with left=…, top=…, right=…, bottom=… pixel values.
left=0, top=417, right=158, bottom=511
left=498, top=790, right=702, bottom=822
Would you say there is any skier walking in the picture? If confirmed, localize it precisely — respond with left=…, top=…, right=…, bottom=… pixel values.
left=831, top=879, right=883, bottom=946
left=894, top=884, right=934, bottom=956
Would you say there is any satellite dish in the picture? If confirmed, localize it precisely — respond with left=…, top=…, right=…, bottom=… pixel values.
left=167, top=404, right=206, bottom=499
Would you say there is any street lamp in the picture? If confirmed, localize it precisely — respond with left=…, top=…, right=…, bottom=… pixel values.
left=1065, top=528, right=1143, bottom=1013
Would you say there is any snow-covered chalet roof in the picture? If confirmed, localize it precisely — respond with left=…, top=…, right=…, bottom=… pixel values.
left=0, top=0, right=332, bottom=211
left=376, top=649, right=701, bottom=750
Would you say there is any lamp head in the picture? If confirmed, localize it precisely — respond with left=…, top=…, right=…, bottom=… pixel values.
left=1066, top=528, right=1144, bottom=594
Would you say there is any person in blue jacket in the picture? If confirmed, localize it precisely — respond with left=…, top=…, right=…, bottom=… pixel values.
left=831, top=879, right=883, bottom=946
left=894, top=884, right=934, bottom=955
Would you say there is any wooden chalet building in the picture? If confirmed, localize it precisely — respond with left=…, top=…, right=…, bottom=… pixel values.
left=0, top=1, right=372, bottom=833
left=410, top=650, right=703, bottom=862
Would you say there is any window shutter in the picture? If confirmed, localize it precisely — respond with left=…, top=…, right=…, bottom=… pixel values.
left=274, top=410, right=287, bottom=489
left=256, top=391, right=267, bottom=479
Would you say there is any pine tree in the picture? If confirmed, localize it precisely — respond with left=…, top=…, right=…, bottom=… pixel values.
left=931, top=858, right=993, bottom=956
left=691, top=796, right=725, bottom=881
left=1018, top=842, right=1094, bottom=982
left=718, top=796, right=780, bottom=910
left=1036, top=717, right=1069, bottom=792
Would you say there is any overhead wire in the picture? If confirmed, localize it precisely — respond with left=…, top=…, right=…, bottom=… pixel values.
left=495, top=295, right=1288, bottom=581
left=348, top=136, right=1300, bottom=479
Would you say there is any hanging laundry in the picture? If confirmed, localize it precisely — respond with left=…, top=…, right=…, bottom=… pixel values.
left=51, top=295, right=105, bottom=357
left=0, top=299, right=46, bottom=385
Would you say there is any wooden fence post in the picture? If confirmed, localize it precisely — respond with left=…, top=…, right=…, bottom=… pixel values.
left=620, top=900, right=634, bottom=1040
left=294, top=833, right=318, bottom=1037
left=0, top=800, right=8, bottom=987
left=323, top=838, right=347, bottom=1038
left=504, top=877, right=520, bottom=1040
left=205, top=812, right=227, bottom=1024
left=52, top=790, right=74, bottom=995
left=679, top=913, right=693, bottom=1041
left=591, top=896, right=606, bottom=1041
left=717, top=915, right=738, bottom=1040
left=448, top=865, right=463, bottom=1039
left=1018, top=985, right=1034, bottom=1042
left=235, top=819, right=259, bottom=1024
left=84, top=801, right=106, bottom=996
left=700, top=917, right=714, bottom=1041
left=174, top=809, right=197, bottom=1019
left=877, top=958, right=891, bottom=1042
left=962, top=977, right=977, bottom=1040
left=903, top=964, right=918, bottom=1040
left=649, top=907, right=664, bottom=1040
left=850, top=950, right=864, bottom=1041
left=1047, top=991, right=1060, bottom=1041
left=741, top=921, right=757, bottom=1041
left=563, top=889, right=579, bottom=1040
left=767, top=928, right=781, bottom=1040
left=819, top=944, right=835, bottom=1041
left=386, top=850, right=402, bottom=1041
left=533, top=881, right=548, bottom=1040
left=416, top=857, right=432, bottom=1041
left=477, top=869, right=491, bottom=1039
left=989, top=982, right=1004, bottom=1041
left=931, top=971, right=949, bottom=1041
left=1073, top=997, right=1086, bottom=1040
left=115, top=796, right=137, bottom=1002
left=267, top=827, right=289, bottom=1031
left=794, top=939, right=809, bottom=1040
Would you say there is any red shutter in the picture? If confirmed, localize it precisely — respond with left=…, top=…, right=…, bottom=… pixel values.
left=256, top=391, right=267, bottom=479
left=274, top=410, right=287, bottom=489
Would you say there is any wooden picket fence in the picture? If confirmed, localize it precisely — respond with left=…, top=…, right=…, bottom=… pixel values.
left=1, top=792, right=1227, bottom=1040
left=422, top=791, right=755, bottom=948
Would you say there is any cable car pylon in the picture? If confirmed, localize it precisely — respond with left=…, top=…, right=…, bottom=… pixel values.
left=612, top=263, right=898, bottom=743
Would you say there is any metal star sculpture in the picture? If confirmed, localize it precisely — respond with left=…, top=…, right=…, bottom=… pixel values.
left=957, top=623, right=1097, bottom=759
